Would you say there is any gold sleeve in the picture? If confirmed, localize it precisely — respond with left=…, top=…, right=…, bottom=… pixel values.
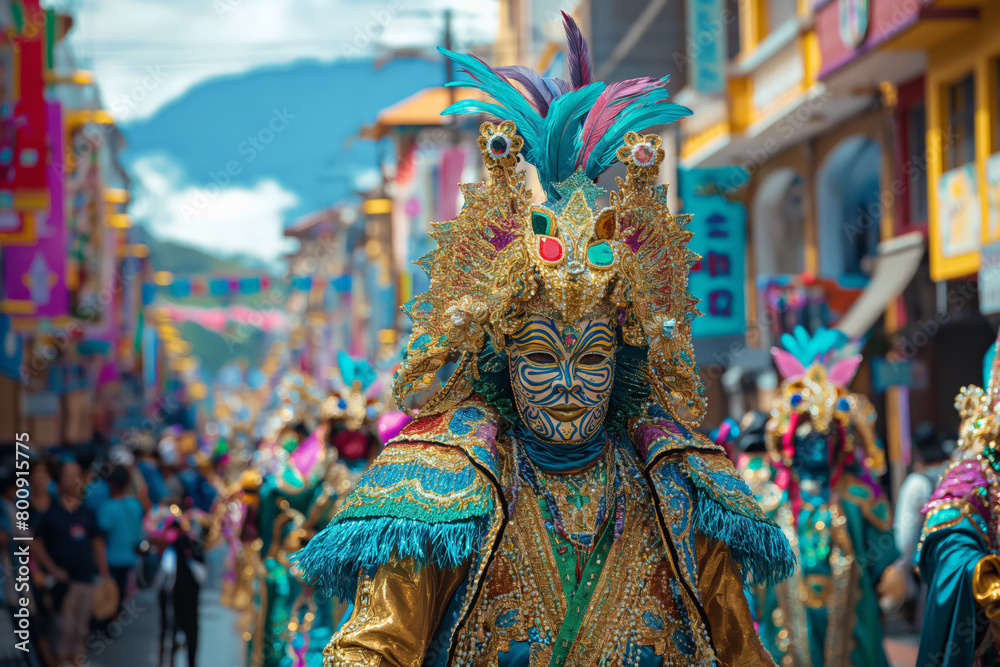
left=323, top=557, right=470, bottom=667
left=974, top=553, right=1000, bottom=619
left=695, top=532, right=777, bottom=667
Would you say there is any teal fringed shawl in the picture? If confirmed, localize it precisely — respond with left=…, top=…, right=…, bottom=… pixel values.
left=291, top=516, right=486, bottom=602
left=290, top=441, right=496, bottom=601
left=683, top=454, right=796, bottom=586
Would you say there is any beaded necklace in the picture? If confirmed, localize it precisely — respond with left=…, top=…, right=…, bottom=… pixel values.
left=517, top=433, right=623, bottom=582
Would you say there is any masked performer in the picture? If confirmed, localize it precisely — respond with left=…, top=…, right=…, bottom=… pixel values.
left=745, top=326, right=898, bottom=667
left=293, top=14, right=794, bottom=667
left=249, top=374, right=340, bottom=667
left=916, top=336, right=1000, bottom=667
left=321, top=351, right=384, bottom=480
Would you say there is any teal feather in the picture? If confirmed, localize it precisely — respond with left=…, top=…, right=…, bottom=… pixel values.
left=439, top=47, right=543, bottom=150
left=438, top=33, right=691, bottom=199
left=290, top=517, right=485, bottom=601
left=337, top=350, right=376, bottom=392
left=584, top=95, right=691, bottom=178
left=440, top=98, right=542, bottom=157
left=779, top=325, right=849, bottom=366
left=538, top=81, right=604, bottom=196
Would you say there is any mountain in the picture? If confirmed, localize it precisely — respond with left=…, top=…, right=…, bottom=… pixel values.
left=120, top=57, right=446, bottom=221
left=135, top=226, right=267, bottom=277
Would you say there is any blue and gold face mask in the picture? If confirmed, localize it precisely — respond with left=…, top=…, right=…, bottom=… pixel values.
left=507, top=315, right=615, bottom=443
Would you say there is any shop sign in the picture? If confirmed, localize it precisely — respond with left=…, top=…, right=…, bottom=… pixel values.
left=980, top=241, right=1000, bottom=315
left=938, top=163, right=981, bottom=259
left=680, top=166, right=747, bottom=338
left=686, top=0, right=728, bottom=94
left=1, top=102, right=68, bottom=317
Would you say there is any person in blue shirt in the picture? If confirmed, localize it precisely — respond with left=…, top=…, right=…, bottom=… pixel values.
left=138, top=449, right=168, bottom=505
left=97, top=466, right=146, bottom=613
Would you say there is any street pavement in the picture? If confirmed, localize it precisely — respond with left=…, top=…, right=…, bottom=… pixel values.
left=85, top=549, right=244, bottom=667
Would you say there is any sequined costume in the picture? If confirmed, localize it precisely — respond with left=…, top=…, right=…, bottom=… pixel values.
left=293, top=15, right=794, bottom=667
left=916, top=336, right=1000, bottom=667
left=739, top=326, right=897, bottom=667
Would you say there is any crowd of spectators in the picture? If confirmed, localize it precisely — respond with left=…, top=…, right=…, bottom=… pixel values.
left=0, top=430, right=219, bottom=667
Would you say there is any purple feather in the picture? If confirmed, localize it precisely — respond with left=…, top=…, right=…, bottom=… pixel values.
left=576, top=77, right=664, bottom=169
left=495, top=65, right=556, bottom=114
left=496, top=66, right=574, bottom=116
left=562, top=11, right=593, bottom=89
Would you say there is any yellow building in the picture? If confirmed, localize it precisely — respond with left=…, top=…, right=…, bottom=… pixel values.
left=678, top=0, right=999, bottom=478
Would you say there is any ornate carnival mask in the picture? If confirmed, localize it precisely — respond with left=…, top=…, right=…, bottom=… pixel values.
left=507, top=315, right=615, bottom=442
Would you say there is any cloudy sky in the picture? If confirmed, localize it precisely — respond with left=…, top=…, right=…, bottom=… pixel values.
left=59, top=0, right=498, bottom=121
left=49, top=0, right=497, bottom=266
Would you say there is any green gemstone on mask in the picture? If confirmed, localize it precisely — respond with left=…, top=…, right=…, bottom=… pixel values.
left=587, top=241, right=613, bottom=266
left=531, top=211, right=553, bottom=235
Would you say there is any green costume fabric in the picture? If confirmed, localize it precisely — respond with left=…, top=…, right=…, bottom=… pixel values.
left=917, top=521, right=992, bottom=667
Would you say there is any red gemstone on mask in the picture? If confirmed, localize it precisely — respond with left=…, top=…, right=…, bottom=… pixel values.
left=538, top=237, right=563, bottom=262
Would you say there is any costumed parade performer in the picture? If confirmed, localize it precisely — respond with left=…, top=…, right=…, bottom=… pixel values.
left=250, top=357, right=404, bottom=667
left=916, top=334, right=1000, bottom=666
left=292, top=14, right=795, bottom=667
left=247, top=372, right=338, bottom=667
left=743, top=326, right=900, bottom=667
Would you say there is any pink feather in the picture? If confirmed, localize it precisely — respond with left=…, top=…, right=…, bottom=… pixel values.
left=771, top=347, right=806, bottom=381
left=827, top=354, right=862, bottom=386
left=576, top=78, right=663, bottom=169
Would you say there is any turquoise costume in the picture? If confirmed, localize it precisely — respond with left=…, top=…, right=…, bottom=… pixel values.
left=295, top=398, right=794, bottom=666
left=916, top=337, right=1000, bottom=666
left=739, top=327, right=898, bottom=667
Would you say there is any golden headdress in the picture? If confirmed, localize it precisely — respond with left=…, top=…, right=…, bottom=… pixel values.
left=321, top=351, right=382, bottom=431
left=766, top=326, right=883, bottom=473
left=392, top=14, right=706, bottom=427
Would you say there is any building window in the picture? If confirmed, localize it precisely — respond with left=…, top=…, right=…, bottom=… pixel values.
left=947, top=73, right=976, bottom=171
left=767, top=0, right=796, bottom=34
left=907, top=101, right=928, bottom=224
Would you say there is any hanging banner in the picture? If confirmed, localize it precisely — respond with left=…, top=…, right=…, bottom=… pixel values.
left=2, top=101, right=68, bottom=317
left=680, top=166, right=747, bottom=338
left=158, top=304, right=290, bottom=333
left=5, top=0, right=49, bottom=205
